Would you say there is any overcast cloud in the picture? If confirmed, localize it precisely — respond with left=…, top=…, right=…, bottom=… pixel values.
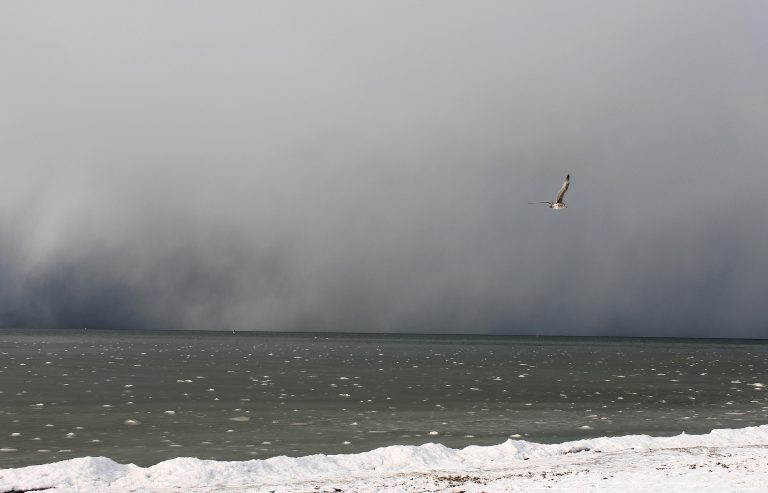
left=1, top=1, right=767, bottom=336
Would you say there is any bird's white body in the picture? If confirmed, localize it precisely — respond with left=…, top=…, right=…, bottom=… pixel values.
left=529, top=174, right=570, bottom=209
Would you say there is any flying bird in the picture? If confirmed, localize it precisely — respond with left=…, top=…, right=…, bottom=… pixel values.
left=529, top=174, right=570, bottom=209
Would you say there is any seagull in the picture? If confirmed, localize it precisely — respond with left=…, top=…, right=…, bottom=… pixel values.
left=529, top=174, right=570, bottom=209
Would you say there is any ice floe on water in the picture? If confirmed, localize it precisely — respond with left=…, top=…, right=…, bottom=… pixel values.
left=2, top=425, right=768, bottom=492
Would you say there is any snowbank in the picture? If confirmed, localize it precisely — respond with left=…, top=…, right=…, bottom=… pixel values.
left=2, top=425, right=768, bottom=492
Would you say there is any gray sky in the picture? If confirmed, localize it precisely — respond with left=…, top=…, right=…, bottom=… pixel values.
left=1, top=1, right=767, bottom=336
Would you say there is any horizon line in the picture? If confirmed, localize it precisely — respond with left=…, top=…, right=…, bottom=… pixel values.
left=1, top=326, right=766, bottom=342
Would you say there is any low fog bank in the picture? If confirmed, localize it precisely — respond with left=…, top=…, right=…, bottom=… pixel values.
left=1, top=1, right=767, bottom=336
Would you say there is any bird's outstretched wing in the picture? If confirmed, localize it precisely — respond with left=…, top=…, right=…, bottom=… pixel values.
left=555, top=174, right=570, bottom=203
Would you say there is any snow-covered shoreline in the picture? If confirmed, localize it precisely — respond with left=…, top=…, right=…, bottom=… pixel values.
left=2, top=425, right=768, bottom=492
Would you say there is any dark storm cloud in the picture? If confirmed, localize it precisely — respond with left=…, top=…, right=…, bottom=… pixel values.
left=1, top=1, right=767, bottom=336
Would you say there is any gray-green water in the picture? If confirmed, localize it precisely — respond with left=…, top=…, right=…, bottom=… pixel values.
left=1, top=329, right=767, bottom=468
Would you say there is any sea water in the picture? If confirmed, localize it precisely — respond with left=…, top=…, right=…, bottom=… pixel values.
left=1, top=329, right=766, bottom=468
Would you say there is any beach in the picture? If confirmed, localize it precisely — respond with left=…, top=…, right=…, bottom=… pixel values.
left=3, top=426, right=768, bottom=492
